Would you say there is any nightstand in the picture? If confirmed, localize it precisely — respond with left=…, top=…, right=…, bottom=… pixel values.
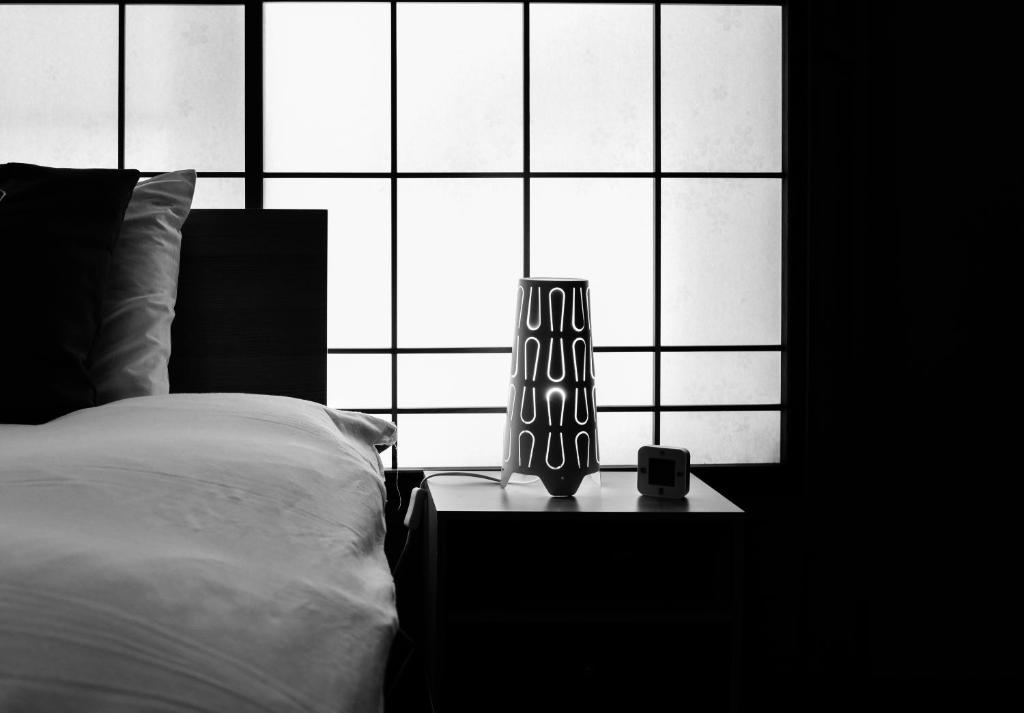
left=421, top=471, right=744, bottom=712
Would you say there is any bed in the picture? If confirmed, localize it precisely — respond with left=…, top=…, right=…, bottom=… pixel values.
left=0, top=205, right=400, bottom=713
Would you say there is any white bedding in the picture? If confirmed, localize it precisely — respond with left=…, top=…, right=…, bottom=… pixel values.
left=0, top=393, right=398, bottom=713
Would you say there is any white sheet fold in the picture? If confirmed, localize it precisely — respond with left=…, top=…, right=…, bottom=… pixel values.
left=0, top=393, right=397, bottom=713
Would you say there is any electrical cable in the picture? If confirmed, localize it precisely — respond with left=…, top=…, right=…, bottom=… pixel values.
left=420, top=471, right=502, bottom=486
left=391, top=471, right=502, bottom=576
left=387, top=471, right=505, bottom=700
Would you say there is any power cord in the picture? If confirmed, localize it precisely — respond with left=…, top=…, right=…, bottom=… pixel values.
left=386, top=472, right=503, bottom=700
left=391, top=471, right=502, bottom=575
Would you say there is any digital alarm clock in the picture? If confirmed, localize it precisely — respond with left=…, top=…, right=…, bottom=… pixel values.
left=637, top=445, right=690, bottom=498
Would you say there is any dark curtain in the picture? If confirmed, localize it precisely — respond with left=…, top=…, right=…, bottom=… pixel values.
left=726, top=2, right=1021, bottom=709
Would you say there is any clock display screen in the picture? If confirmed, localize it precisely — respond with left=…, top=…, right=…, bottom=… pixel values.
left=649, top=457, right=675, bottom=487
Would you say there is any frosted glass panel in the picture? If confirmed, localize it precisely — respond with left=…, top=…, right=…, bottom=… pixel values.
left=398, top=2, right=522, bottom=172
left=398, top=414, right=505, bottom=468
left=661, top=411, right=780, bottom=464
left=662, top=179, right=781, bottom=345
left=126, top=5, right=245, bottom=171
left=191, top=177, right=245, bottom=208
left=327, top=355, right=391, bottom=410
left=531, top=3, right=652, bottom=171
left=662, top=352, right=781, bottom=405
left=399, top=354, right=509, bottom=408
left=0, top=5, right=117, bottom=167
left=265, top=2, right=390, bottom=171
left=594, top=411, right=650, bottom=467
left=398, top=179, right=522, bottom=347
left=531, top=179, right=653, bottom=346
left=662, top=5, right=782, bottom=172
left=264, top=179, right=391, bottom=348
left=592, top=352, right=653, bottom=406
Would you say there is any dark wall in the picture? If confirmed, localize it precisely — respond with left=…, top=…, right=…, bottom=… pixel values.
left=852, top=2, right=1020, bottom=705
left=710, top=2, right=1021, bottom=710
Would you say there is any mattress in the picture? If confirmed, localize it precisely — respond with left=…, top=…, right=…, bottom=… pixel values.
left=0, top=393, right=398, bottom=713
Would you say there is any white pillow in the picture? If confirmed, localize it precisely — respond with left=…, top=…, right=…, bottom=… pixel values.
left=90, top=169, right=196, bottom=403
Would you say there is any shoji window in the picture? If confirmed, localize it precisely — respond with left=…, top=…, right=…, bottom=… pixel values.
left=0, top=2, right=247, bottom=207
left=0, top=1, right=785, bottom=470
left=264, top=1, right=784, bottom=469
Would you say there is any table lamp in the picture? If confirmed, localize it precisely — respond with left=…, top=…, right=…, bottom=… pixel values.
left=500, top=277, right=600, bottom=496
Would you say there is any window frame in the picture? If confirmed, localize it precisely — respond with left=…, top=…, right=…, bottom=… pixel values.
left=6, top=0, right=795, bottom=477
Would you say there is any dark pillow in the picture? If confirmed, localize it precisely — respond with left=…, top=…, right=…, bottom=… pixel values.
left=0, top=163, right=140, bottom=424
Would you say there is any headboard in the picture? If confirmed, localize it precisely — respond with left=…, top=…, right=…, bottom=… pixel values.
left=169, top=209, right=327, bottom=403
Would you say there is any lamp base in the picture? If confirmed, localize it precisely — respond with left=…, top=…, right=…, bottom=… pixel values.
left=500, top=466, right=601, bottom=496
left=538, top=471, right=587, bottom=497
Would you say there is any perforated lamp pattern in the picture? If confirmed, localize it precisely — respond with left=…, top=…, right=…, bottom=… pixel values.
left=500, top=278, right=600, bottom=496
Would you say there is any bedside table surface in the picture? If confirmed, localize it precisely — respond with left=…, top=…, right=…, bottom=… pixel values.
left=424, top=470, right=742, bottom=515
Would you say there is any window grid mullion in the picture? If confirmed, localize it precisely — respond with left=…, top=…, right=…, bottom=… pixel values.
left=653, top=0, right=662, bottom=445
left=780, top=0, right=791, bottom=467
left=390, top=0, right=399, bottom=469
left=328, top=346, right=784, bottom=354
left=117, top=3, right=125, bottom=169
left=244, top=0, right=263, bottom=208
left=259, top=171, right=782, bottom=179
left=523, top=0, right=531, bottom=279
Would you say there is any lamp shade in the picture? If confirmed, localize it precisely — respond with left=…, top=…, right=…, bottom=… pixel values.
left=500, top=277, right=599, bottom=496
